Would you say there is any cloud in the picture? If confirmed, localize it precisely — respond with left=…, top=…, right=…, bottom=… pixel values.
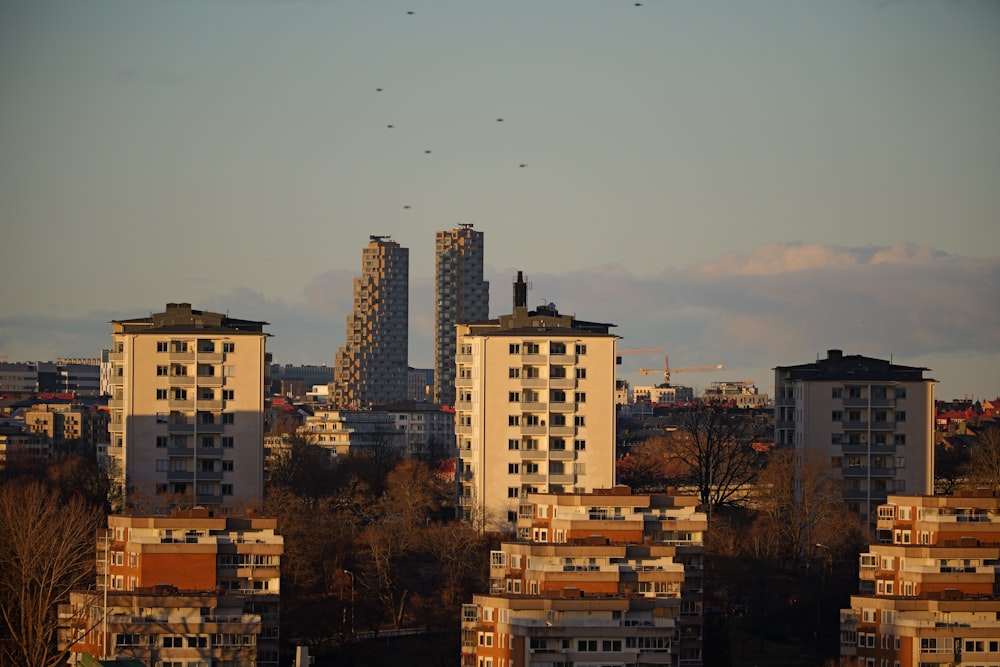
left=0, top=243, right=996, bottom=398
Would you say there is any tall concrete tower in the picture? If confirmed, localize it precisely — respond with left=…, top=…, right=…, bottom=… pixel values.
left=333, top=236, right=409, bottom=407
left=434, top=224, right=489, bottom=406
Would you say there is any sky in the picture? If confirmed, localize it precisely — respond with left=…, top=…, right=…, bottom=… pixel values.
left=1, top=0, right=998, bottom=401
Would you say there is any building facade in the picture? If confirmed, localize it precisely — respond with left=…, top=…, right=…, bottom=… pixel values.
left=23, top=402, right=110, bottom=453
left=298, top=408, right=405, bottom=461
left=108, top=303, right=269, bottom=509
left=774, top=349, right=935, bottom=522
left=332, top=236, right=409, bottom=408
left=462, top=487, right=707, bottom=667
left=455, top=272, right=618, bottom=531
left=840, top=492, right=1000, bottom=667
left=59, top=509, right=282, bottom=666
left=434, top=224, right=489, bottom=406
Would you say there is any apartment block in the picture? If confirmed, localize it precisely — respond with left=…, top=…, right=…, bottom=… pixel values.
left=59, top=509, right=282, bottom=666
left=0, top=421, right=50, bottom=469
left=455, top=272, right=618, bottom=532
left=840, top=492, right=1000, bottom=667
left=298, top=407, right=404, bottom=461
left=333, top=236, right=409, bottom=408
left=23, top=402, right=110, bottom=452
left=434, top=224, right=489, bottom=406
left=108, top=303, right=269, bottom=509
left=774, top=349, right=935, bottom=522
left=385, top=400, right=457, bottom=459
left=462, top=487, right=707, bottom=667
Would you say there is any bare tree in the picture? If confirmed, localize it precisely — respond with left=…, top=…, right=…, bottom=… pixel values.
left=0, top=481, right=102, bottom=667
left=965, top=423, right=1000, bottom=492
left=665, top=407, right=764, bottom=510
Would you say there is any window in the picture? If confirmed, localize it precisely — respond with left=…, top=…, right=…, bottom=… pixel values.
left=222, top=437, right=234, bottom=448
left=202, top=436, right=215, bottom=448
left=162, top=635, right=183, bottom=648
left=574, top=392, right=586, bottom=403
left=550, top=342, right=566, bottom=355
left=156, top=460, right=169, bottom=472
left=222, top=389, right=234, bottom=400
left=508, top=487, right=519, bottom=498
left=508, top=392, right=521, bottom=403
left=157, top=341, right=168, bottom=352
left=574, top=439, right=586, bottom=451
left=831, top=433, right=843, bottom=445
left=602, top=640, right=622, bottom=652
left=222, top=365, right=235, bottom=377
left=895, top=433, right=906, bottom=445
left=156, top=365, right=169, bottom=376
left=156, top=436, right=168, bottom=448
left=894, top=411, right=906, bottom=422
left=508, top=463, right=520, bottom=474
left=187, top=636, right=208, bottom=648
left=508, top=367, right=520, bottom=378
left=832, top=410, right=844, bottom=422
left=551, top=438, right=566, bottom=450
left=524, top=343, right=539, bottom=355
left=549, top=365, right=566, bottom=379
left=156, top=389, right=168, bottom=400
left=508, top=439, right=520, bottom=450
left=523, top=462, right=539, bottom=474
left=576, top=368, right=587, bottom=379
left=509, top=343, right=521, bottom=354
left=525, top=414, right=540, bottom=426
left=577, top=640, right=598, bottom=652
left=575, top=344, right=587, bottom=355
left=223, top=342, right=235, bottom=353
left=222, top=413, right=235, bottom=424
left=508, top=415, right=520, bottom=426
left=832, top=387, right=843, bottom=398
left=894, top=387, right=907, bottom=399
left=221, top=484, right=234, bottom=496
left=551, top=390, right=566, bottom=403
left=574, top=462, right=586, bottom=475
left=222, top=460, right=234, bottom=472
left=574, top=416, right=586, bottom=427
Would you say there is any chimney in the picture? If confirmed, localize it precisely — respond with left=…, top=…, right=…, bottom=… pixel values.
left=513, top=271, right=528, bottom=309
left=827, top=349, right=843, bottom=360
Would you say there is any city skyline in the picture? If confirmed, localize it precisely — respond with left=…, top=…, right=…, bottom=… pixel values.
left=1, top=1, right=998, bottom=400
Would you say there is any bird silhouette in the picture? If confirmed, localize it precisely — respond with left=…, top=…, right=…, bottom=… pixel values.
left=387, top=125, right=394, bottom=128
left=424, top=150, right=432, bottom=154
left=519, top=164, right=527, bottom=168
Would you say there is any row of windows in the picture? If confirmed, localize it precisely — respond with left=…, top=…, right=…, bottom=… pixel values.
left=507, top=439, right=586, bottom=451
left=832, top=410, right=906, bottom=422
left=508, top=367, right=587, bottom=379
left=156, top=435, right=236, bottom=448
left=832, top=386, right=906, bottom=399
left=154, top=483, right=235, bottom=496
left=155, top=412, right=236, bottom=424
left=155, top=460, right=234, bottom=472
left=508, top=415, right=586, bottom=426
left=832, top=433, right=906, bottom=446
left=508, top=391, right=587, bottom=403
left=154, top=341, right=236, bottom=353
left=154, top=388, right=236, bottom=400
left=508, top=343, right=587, bottom=355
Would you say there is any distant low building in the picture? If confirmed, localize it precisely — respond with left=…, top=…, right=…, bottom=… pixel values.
left=702, top=381, right=769, bottom=408
left=633, top=383, right=695, bottom=405
left=298, top=408, right=405, bottom=460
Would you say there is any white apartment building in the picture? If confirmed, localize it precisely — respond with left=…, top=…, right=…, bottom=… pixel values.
left=455, top=271, right=618, bottom=532
left=108, top=302, right=269, bottom=509
left=774, top=349, right=935, bottom=522
left=298, top=408, right=404, bottom=460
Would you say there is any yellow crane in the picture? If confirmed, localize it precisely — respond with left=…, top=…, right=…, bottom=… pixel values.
left=639, top=355, right=724, bottom=385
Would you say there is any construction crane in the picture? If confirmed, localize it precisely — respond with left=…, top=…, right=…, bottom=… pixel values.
left=639, top=355, right=724, bottom=385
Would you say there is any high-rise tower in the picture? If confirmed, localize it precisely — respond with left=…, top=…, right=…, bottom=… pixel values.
left=333, top=236, right=409, bottom=407
left=434, top=224, right=489, bottom=406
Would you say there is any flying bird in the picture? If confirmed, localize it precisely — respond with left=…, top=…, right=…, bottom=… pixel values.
left=424, top=150, right=432, bottom=154
left=519, top=164, right=527, bottom=168
left=387, top=124, right=394, bottom=128
left=497, top=118, right=504, bottom=122
left=403, top=205, right=411, bottom=209
left=376, top=88, right=383, bottom=92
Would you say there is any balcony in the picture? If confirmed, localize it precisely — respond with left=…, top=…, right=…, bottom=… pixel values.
left=167, top=375, right=194, bottom=387
left=548, top=354, right=576, bottom=365
left=167, top=470, right=193, bottom=482
left=548, top=473, right=575, bottom=485
left=518, top=449, right=543, bottom=460
left=197, top=493, right=223, bottom=505
left=168, top=399, right=194, bottom=410
left=108, top=399, right=123, bottom=409
left=520, top=378, right=547, bottom=388
left=775, top=396, right=794, bottom=407
left=108, top=351, right=124, bottom=362
left=549, top=425, right=576, bottom=436
left=455, top=424, right=472, bottom=435
left=519, top=473, right=546, bottom=484
left=196, top=352, right=223, bottom=363
left=195, top=399, right=223, bottom=411
left=549, top=377, right=576, bottom=390
left=195, top=375, right=224, bottom=387
left=548, top=449, right=576, bottom=460
left=197, top=422, right=224, bottom=434
left=455, top=354, right=473, bottom=364
left=455, top=378, right=474, bottom=388
left=519, top=400, right=547, bottom=411
left=841, top=420, right=869, bottom=431
left=548, top=402, right=575, bottom=413
left=167, top=422, right=194, bottom=434
left=869, top=421, right=897, bottom=431
left=841, top=443, right=895, bottom=455
left=168, top=351, right=196, bottom=362
left=195, top=470, right=223, bottom=481
left=519, top=425, right=547, bottom=435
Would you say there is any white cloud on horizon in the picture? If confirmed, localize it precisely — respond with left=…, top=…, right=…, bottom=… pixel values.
left=1, top=242, right=996, bottom=398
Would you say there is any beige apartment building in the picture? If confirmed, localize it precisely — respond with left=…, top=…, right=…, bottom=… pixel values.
left=24, top=403, right=110, bottom=452
left=774, top=349, right=935, bottom=523
left=840, top=492, right=1000, bottom=667
left=108, top=303, right=269, bottom=509
left=332, top=235, right=409, bottom=408
left=434, top=224, right=489, bottom=406
left=462, top=487, right=707, bottom=667
left=455, top=272, right=618, bottom=532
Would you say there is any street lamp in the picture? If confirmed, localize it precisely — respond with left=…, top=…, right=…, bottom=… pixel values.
left=342, top=569, right=354, bottom=636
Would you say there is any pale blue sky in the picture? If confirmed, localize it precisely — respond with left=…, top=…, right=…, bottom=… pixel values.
left=1, top=0, right=998, bottom=399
